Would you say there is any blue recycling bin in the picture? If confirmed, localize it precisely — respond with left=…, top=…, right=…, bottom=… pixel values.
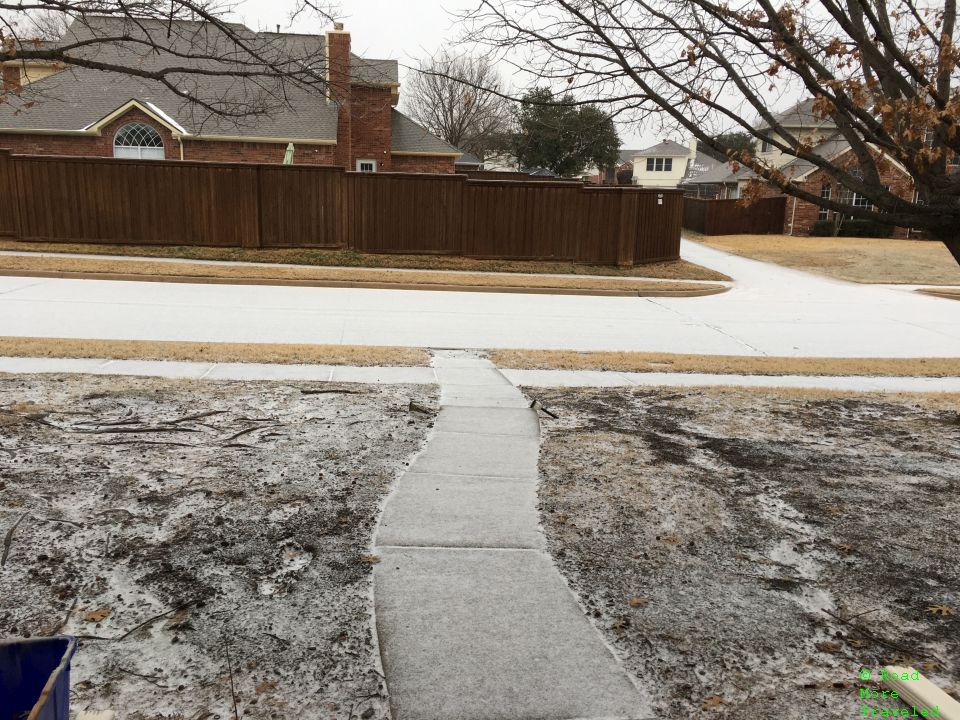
left=0, top=636, right=77, bottom=720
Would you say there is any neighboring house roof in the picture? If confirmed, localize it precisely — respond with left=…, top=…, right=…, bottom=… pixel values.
left=775, top=134, right=850, bottom=181
left=679, top=160, right=745, bottom=186
left=0, top=16, right=400, bottom=143
left=350, top=56, right=399, bottom=86
left=681, top=133, right=911, bottom=187
left=634, top=139, right=691, bottom=158
left=391, top=111, right=460, bottom=155
left=756, top=97, right=836, bottom=132
left=0, top=66, right=340, bottom=141
left=681, top=150, right=722, bottom=183
left=455, top=151, right=483, bottom=167
left=617, top=148, right=643, bottom=165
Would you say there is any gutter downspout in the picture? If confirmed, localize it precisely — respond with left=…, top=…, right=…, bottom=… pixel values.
left=178, top=136, right=184, bottom=161
left=789, top=195, right=798, bottom=235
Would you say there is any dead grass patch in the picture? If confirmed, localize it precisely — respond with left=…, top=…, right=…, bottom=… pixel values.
left=688, top=231, right=960, bottom=285
left=917, top=287, right=960, bottom=300
left=0, top=254, right=726, bottom=295
left=491, top=348, right=959, bottom=377
left=0, top=239, right=730, bottom=281
left=0, top=337, right=429, bottom=366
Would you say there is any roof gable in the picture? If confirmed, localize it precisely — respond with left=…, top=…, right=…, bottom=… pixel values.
left=635, top=140, right=691, bottom=158
left=756, top=97, right=837, bottom=132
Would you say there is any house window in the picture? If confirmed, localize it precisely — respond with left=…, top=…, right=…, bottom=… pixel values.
left=761, top=138, right=772, bottom=152
left=356, top=159, right=377, bottom=172
left=646, top=158, right=654, bottom=172
left=645, top=157, right=672, bottom=172
left=817, top=184, right=831, bottom=221
left=113, top=123, right=164, bottom=160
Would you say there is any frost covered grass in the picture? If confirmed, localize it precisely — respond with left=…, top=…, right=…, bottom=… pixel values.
left=0, top=374, right=437, bottom=720
left=531, top=386, right=960, bottom=719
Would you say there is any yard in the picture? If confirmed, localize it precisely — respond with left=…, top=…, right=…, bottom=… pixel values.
left=531, top=385, right=960, bottom=718
left=688, top=232, right=960, bottom=285
left=0, top=374, right=437, bottom=720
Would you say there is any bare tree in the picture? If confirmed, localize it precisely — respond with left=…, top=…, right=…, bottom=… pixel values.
left=1, top=1, right=339, bottom=120
left=459, top=0, right=960, bottom=263
left=405, top=50, right=513, bottom=159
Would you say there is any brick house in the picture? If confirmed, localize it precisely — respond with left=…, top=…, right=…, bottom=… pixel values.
left=0, top=18, right=460, bottom=172
left=679, top=98, right=917, bottom=237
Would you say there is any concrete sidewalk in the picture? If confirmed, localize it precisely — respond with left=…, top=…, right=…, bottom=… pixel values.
left=1, top=356, right=958, bottom=392
left=372, top=351, right=647, bottom=719
left=2, top=240, right=958, bottom=356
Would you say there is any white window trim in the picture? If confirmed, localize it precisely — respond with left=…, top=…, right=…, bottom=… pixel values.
left=356, top=159, right=377, bottom=172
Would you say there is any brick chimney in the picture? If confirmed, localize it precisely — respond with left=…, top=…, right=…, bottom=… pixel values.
left=325, top=23, right=352, bottom=168
left=2, top=64, right=22, bottom=94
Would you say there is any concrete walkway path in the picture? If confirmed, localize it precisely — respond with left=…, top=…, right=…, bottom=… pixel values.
left=2, top=356, right=958, bottom=392
left=372, top=351, right=646, bottom=720
left=2, top=240, right=959, bottom=356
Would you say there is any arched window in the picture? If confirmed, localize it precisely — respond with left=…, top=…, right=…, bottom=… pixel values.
left=113, top=122, right=165, bottom=160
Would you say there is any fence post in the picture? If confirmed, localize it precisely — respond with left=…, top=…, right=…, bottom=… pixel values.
left=247, top=164, right=264, bottom=248
left=0, top=149, right=21, bottom=239
left=341, top=169, right=351, bottom=250
left=616, top=190, right=638, bottom=267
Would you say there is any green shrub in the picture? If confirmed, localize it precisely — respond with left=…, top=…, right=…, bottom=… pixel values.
left=838, top=219, right=894, bottom=237
left=809, top=218, right=894, bottom=238
left=810, top=219, right=836, bottom=236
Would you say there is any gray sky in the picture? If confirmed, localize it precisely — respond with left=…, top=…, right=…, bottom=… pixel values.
left=232, top=0, right=670, bottom=149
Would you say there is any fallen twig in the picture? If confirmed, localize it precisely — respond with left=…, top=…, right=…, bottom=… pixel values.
left=54, top=595, right=78, bottom=634
left=117, top=602, right=192, bottom=641
left=117, top=667, right=169, bottom=688
left=171, top=410, right=227, bottom=424
left=39, top=516, right=84, bottom=528
left=301, top=388, right=365, bottom=395
left=224, top=637, right=240, bottom=720
left=822, top=608, right=924, bottom=659
left=77, top=426, right=200, bottom=435
left=2, top=512, right=28, bottom=566
left=95, top=440, right=195, bottom=447
left=221, top=425, right=279, bottom=443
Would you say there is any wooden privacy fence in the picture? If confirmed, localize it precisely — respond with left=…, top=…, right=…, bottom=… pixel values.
left=683, top=196, right=787, bottom=235
left=0, top=151, right=683, bottom=265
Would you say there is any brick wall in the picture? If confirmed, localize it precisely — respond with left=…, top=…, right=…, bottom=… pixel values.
left=0, top=107, right=338, bottom=165
left=787, top=158, right=913, bottom=238
left=326, top=29, right=352, bottom=169
left=0, top=107, right=179, bottom=159
left=350, top=85, right=393, bottom=171
left=182, top=140, right=336, bottom=165
left=390, top=154, right=455, bottom=174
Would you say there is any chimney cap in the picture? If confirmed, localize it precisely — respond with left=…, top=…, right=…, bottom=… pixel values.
left=333, top=22, right=344, bottom=30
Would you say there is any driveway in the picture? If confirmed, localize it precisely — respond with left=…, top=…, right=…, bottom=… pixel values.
left=0, top=240, right=958, bottom=357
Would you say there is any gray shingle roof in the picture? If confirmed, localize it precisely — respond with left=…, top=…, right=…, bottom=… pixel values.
left=634, top=139, right=692, bottom=157
left=0, top=16, right=397, bottom=141
left=391, top=111, right=459, bottom=155
left=0, top=65, right=340, bottom=140
left=617, top=148, right=643, bottom=165
left=351, top=57, right=398, bottom=85
left=454, top=151, right=483, bottom=167
left=756, top=97, right=837, bottom=131
left=681, top=150, right=723, bottom=182
left=776, top=134, right=848, bottom=179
